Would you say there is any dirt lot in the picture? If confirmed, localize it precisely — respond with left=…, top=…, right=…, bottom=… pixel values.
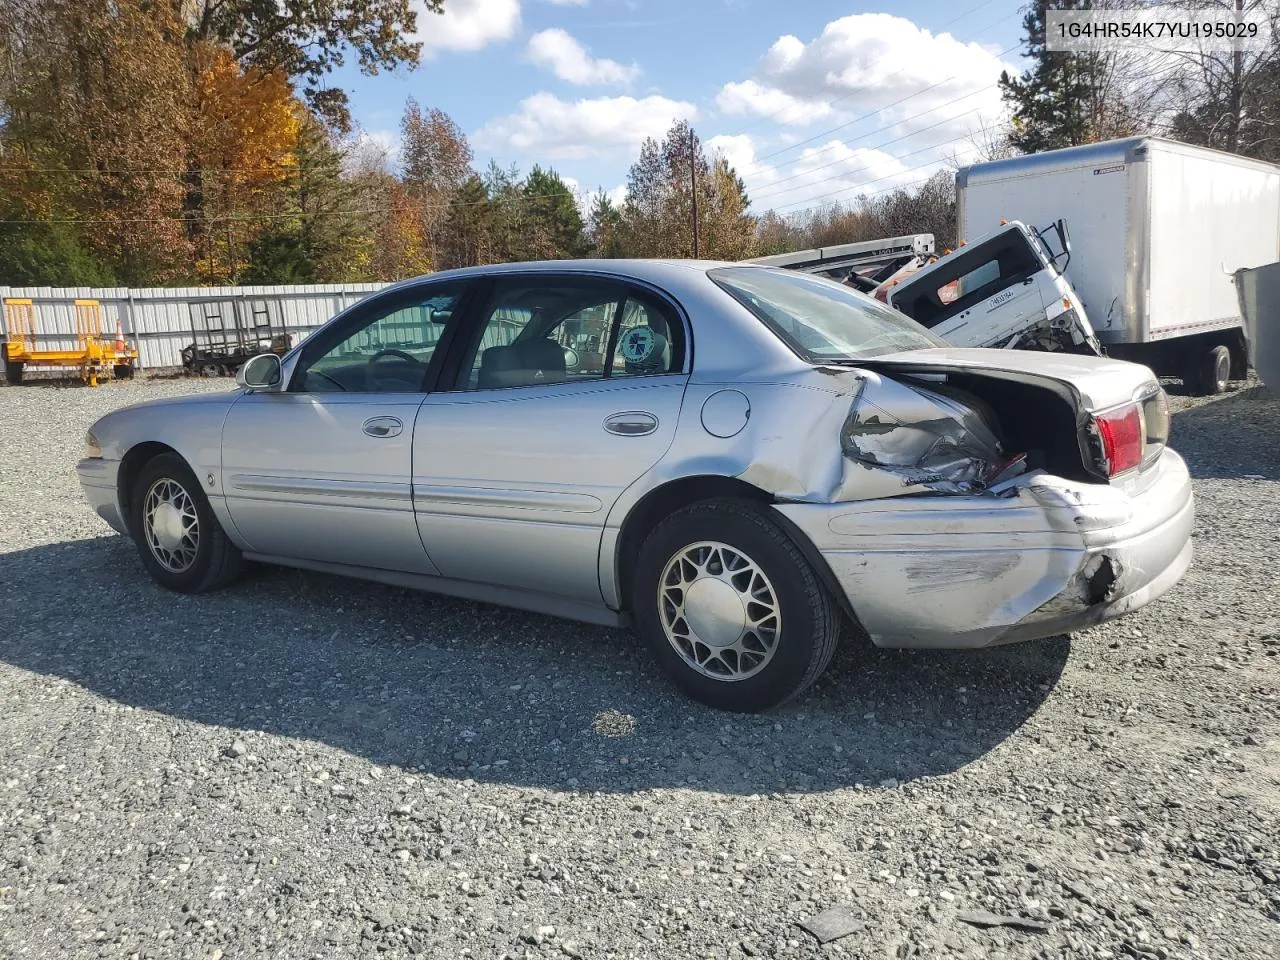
left=0, top=376, right=1277, bottom=960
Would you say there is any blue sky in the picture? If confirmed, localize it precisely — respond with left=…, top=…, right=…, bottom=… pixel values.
left=330, top=0, right=1028, bottom=214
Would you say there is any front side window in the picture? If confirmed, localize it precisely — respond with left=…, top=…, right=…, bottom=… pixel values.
left=292, top=283, right=466, bottom=393
left=710, top=266, right=943, bottom=361
left=459, top=277, right=685, bottom=390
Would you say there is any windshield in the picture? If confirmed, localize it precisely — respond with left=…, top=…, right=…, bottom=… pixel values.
left=710, top=266, right=946, bottom=361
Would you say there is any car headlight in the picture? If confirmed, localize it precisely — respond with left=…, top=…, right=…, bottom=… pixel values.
left=84, top=429, right=102, bottom=459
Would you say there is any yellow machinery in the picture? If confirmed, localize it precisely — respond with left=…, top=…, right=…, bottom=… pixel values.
left=2, top=298, right=138, bottom=386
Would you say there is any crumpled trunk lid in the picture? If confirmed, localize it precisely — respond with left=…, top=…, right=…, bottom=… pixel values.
left=821, top=347, right=1164, bottom=498
left=861, top=347, right=1156, bottom=414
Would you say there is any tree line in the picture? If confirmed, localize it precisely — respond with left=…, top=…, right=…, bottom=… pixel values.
left=2, top=0, right=1278, bottom=287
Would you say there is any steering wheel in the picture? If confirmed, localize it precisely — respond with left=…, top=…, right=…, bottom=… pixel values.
left=308, top=369, right=347, bottom=392
left=368, top=348, right=420, bottom=365
left=365, top=348, right=423, bottom=391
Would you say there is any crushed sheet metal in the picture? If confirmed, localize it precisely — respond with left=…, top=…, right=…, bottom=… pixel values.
left=838, top=373, right=1005, bottom=494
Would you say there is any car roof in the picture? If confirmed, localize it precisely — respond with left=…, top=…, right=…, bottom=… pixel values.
left=380, top=259, right=746, bottom=291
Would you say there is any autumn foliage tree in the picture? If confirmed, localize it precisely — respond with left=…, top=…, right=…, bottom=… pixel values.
left=0, top=1, right=949, bottom=286
left=617, top=121, right=757, bottom=260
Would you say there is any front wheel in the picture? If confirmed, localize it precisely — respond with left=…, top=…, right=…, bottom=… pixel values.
left=632, top=499, right=844, bottom=712
left=128, top=453, right=244, bottom=593
left=3, top=355, right=23, bottom=385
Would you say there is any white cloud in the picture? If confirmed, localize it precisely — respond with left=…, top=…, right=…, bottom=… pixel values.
left=476, top=92, right=697, bottom=160
left=527, top=28, right=640, bottom=86
left=413, top=0, right=521, bottom=57
left=706, top=134, right=755, bottom=171
left=704, top=132, right=931, bottom=215
left=717, top=13, right=1012, bottom=140
left=716, top=80, right=832, bottom=126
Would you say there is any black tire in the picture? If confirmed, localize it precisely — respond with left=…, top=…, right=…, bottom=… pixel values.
left=113, top=363, right=134, bottom=380
left=128, top=452, right=244, bottom=593
left=3, top=355, right=24, bottom=385
left=632, top=498, right=843, bottom=712
left=1198, top=344, right=1231, bottom=396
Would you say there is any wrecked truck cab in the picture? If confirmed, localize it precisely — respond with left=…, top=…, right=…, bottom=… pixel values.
left=700, top=267, right=1193, bottom=652
left=887, top=220, right=1101, bottom=356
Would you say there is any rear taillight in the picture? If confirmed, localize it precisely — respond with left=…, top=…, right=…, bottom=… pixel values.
left=1094, top=404, right=1143, bottom=475
left=1088, top=385, right=1170, bottom=478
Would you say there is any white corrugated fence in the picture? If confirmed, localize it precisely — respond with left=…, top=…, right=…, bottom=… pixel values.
left=0, top=282, right=389, bottom=371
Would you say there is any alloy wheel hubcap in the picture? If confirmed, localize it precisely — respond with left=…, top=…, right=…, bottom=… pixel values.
left=144, top=477, right=199, bottom=573
left=658, top=541, right=781, bottom=681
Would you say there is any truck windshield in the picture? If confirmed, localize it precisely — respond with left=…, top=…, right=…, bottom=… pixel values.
left=710, top=266, right=945, bottom=360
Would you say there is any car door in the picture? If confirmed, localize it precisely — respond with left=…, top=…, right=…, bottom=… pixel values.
left=221, top=280, right=474, bottom=573
left=412, top=274, right=691, bottom=603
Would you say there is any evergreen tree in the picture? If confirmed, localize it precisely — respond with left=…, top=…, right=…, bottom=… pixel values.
left=443, top=175, right=493, bottom=268
left=240, top=120, right=373, bottom=283
left=483, top=161, right=529, bottom=263
left=587, top=191, right=625, bottom=258
left=998, top=0, right=1135, bottom=153
left=523, top=165, right=586, bottom=260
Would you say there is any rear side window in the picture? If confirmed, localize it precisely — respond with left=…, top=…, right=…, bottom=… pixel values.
left=458, top=277, right=686, bottom=390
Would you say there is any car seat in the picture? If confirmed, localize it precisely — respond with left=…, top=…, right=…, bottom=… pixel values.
left=478, top=338, right=568, bottom=388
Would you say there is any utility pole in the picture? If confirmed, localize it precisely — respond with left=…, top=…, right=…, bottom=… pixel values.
left=1223, top=0, right=1245, bottom=153
left=689, top=127, right=700, bottom=258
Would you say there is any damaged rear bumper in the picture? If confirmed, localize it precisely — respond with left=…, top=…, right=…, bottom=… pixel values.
left=773, top=448, right=1193, bottom=649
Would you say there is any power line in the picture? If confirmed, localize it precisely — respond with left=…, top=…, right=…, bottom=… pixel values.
left=732, top=38, right=1020, bottom=176
left=747, top=101, right=988, bottom=202
left=0, top=207, right=394, bottom=226
left=747, top=119, right=985, bottom=211
left=768, top=150, right=966, bottom=215
left=716, top=1, right=1011, bottom=137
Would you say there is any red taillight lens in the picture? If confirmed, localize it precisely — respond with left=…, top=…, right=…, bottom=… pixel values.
left=1094, top=403, right=1144, bottom=476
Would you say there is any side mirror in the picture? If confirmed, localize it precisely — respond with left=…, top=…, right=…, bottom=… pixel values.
left=237, top=353, right=283, bottom=391
left=1053, top=219, right=1072, bottom=273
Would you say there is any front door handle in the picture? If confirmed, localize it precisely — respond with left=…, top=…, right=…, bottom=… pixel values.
left=603, top=411, right=658, bottom=437
left=362, top=416, right=404, bottom=438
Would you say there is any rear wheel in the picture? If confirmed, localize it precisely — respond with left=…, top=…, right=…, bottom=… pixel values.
left=632, top=498, right=843, bottom=712
left=128, top=453, right=244, bottom=593
left=1199, top=345, right=1232, bottom=395
left=113, top=363, right=134, bottom=380
left=1184, top=344, right=1231, bottom=395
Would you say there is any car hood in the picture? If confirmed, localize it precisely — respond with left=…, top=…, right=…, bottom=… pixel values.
left=860, top=347, right=1155, bottom=412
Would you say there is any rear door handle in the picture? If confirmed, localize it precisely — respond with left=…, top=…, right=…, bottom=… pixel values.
left=362, top=416, right=404, bottom=438
left=603, top=411, right=658, bottom=436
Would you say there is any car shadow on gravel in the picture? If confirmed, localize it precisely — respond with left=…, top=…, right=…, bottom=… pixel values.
left=0, top=535, right=1069, bottom=796
left=1171, top=384, right=1280, bottom=480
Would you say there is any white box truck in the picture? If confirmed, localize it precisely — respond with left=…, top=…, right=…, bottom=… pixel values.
left=950, top=137, right=1280, bottom=394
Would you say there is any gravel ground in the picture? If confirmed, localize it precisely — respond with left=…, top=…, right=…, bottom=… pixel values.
left=0, top=374, right=1277, bottom=960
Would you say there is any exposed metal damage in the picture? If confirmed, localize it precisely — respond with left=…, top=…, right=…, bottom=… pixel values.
left=838, top=375, right=1009, bottom=495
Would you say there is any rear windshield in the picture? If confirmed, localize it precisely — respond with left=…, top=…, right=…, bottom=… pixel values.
left=709, top=266, right=945, bottom=361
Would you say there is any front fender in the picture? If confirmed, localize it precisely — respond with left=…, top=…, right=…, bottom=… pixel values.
left=91, top=390, right=243, bottom=542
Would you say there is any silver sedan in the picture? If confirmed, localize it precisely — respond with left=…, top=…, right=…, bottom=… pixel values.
left=78, top=261, right=1194, bottom=712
